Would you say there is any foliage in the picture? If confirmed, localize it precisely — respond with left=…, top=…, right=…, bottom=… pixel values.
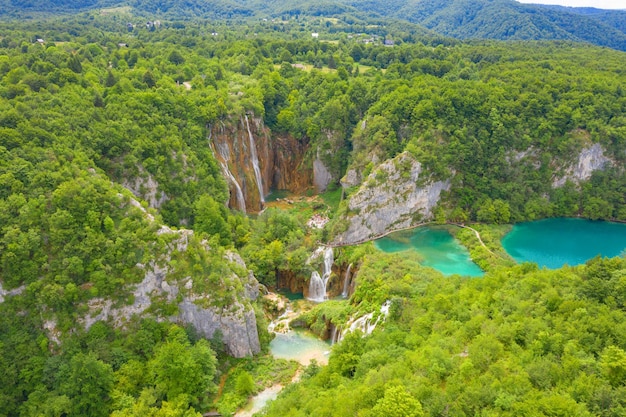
left=262, top=257, right=626, bottom=417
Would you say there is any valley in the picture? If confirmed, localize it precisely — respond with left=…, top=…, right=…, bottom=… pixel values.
left=0, top=3, right=625, bottom=417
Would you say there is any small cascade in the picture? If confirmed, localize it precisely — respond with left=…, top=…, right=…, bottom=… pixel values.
left=335, top=300, right=392, bottom=343
left=341, top=263, right=352, bottom=298
left=330, top=325, right=342, bottom=345
left=244, top=115, right=265, bottom=204
left=307, top=247, right=334, bottom=302
left=268, top=304, right=294, bottom=334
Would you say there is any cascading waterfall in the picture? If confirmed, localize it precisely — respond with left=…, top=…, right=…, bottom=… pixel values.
left=335, top=300, right=391, bottom=343
left=219, top=162, right=246, bottom=212
left=244, top=115, right=265, bottom=204
left=208, top=132, right=246, bottom=212
left=341, top=263, right=352, bottom=298
left=307, top=247, right=333, bottom=302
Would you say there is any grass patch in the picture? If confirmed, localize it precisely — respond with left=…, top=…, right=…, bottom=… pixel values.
left=320, top=187, right=343, bottom=213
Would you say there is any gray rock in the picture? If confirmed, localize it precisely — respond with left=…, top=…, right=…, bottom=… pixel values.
left=314, top=154, right=333, bottom=192
left=553, top=143, right=611, bottom=187
left=334, top=152, right=450, bottom=245
left=123, top=169, right=169, bottom=209
left=177, top=299, right=260, bottom=357
left=81, top=228, right=261, bottom=358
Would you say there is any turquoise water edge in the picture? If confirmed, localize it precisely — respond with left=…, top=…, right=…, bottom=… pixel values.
left=374, top=226, right=484, bottom=277
left=502, top=218, right=626, bottom=269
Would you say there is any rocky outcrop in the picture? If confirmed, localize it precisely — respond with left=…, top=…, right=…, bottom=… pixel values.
left=553, top=143, right=612, bottom=187
left=122, top=169, right=169, bottom=209
left=333, top=152, right=450, bottom=245
left=314, top=149, right=333, bottom=193
left=209, top=115, right=313, bottom=212
left=82, top=227, right=262, bottom=358
left=0, top=282, right=25, bottom=303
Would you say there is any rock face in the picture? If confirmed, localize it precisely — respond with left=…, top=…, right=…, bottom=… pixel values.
left=334, top=152, right=450, bottom=245
left=0, top=282, right=25, bottom=303
left=553, top=143, right=612, bottom=187
left=209, top=115, right=313, bottom=212
left=82, top=228, right=262, bottom=358
left=313, top=154, right=333, bottom=192
left=123, top=170, right=168, bottom=209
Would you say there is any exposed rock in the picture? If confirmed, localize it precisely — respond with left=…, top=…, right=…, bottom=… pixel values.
left=0, top=282, right=25, bottom=303
left=82, top=227, right=261, bottom=358
left=553, top=143, right=612, bottom=187
left=178, top=299, right=260, bottom=358
left=272, top=134, right=312, bottom=194
left=334, top=152, right=450, bottom=245
left=122, top=169, right=169, bottom=209
left=313, top=151, right=333, bottom=192
left=341, top=168, right=360, bottom=189
left=43, top=319, right=61, bottom=346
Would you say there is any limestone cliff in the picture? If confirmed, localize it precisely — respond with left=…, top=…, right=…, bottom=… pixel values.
left=122, top=168, right=168, bottom=209
left=82, top=218, right=262, bottom=358
left=553, top=143, right=612, bottom=187
left=334, top=152, right=450, bottom=245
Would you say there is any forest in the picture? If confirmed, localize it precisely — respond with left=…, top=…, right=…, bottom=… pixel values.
left=0, top=6, right=625, bottom=417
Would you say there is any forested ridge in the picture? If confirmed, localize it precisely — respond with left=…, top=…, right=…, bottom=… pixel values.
left=2, top=0, right=626, bottom=51
left=0, top=8, right=625, bottom=417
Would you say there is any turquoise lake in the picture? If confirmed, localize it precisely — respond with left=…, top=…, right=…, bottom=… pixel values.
left=502, top=218, right=626, bottom=269
left=374, top=227, right=484, bottom=277
left=269, top=330, right=330, bottom=365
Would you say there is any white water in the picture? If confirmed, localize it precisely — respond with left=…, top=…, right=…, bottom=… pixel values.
left=341, top=263, right=352, bottom=298
left=219, top=162, right=246, bottom=212
left=244, top=115, right=265, bottom=204
left=307, top=247, right=333, bottom=302
left=208, top=132, right=246, bottom=212
left=336, top=300, right=392, bottom=343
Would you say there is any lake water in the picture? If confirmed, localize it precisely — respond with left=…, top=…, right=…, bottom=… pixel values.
left=374, top=227, right=484, bottom=277
left=502, top=218, right=626, bottom=268
left=269, top=329, right=330, bottom=365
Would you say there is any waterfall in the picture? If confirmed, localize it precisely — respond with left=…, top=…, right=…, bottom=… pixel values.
left=341, top=263, right=352, bottom=298
left=335, top=300, right=392, bottom=343
left=308, top=271, right=326, bottom=302
left=244, top=115, right=265, bottom=204
left=330, top=326, right=342, bottom=345
left=219, top=162, right=246, bottom=212
left=208, top=132, right=246, bottom=212
left=307, top=247, right=333, bottom=302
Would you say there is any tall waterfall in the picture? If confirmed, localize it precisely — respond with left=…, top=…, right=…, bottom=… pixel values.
left=208, top=132, right=246, bottom=212
left=219, top=162, right=246, bottom=212
left=341, top=263, right=352, bottom=298
left=307, top=247, right=333, bottom=302
left=244, top=115, right=265, bottom=204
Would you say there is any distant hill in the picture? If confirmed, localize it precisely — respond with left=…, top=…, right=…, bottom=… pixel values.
left=344, top=0, right=626, bottom=51
left=1, top=0, right=626, bottom=51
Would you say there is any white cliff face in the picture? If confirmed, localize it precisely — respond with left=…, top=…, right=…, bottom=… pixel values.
left=553, top=143, right=611, bottom=187
left=122, top=169, right=169, bottom=209
left=334, top=152, right=450, bottom=245
left=314, top=153, right=333, bottom=192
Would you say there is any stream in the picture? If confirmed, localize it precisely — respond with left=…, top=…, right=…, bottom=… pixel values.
left=235, top=294, right=330, bottom=416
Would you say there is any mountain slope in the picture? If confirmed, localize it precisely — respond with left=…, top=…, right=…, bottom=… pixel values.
left=2, top=0, right=626, bottom=51
left=346, top=0, right=626, bottom=50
